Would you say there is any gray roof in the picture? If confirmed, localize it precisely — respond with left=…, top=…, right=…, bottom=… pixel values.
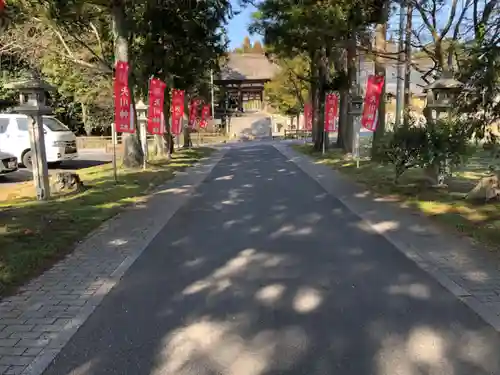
left=218, top=53, right=279, bottom=81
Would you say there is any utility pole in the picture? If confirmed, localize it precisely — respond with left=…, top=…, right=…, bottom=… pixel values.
left=395, top=1, right=405, bottom=128
left=403, top=1, right=413, bottom=127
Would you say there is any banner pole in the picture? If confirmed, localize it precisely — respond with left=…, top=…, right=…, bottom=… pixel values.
left=141, top=122, right=147, bottom=170
left=355, top=118, right=360, bottom=169
left=111, top=126, right=118, bottom=183
left=322, top=130, right=326, bottom=155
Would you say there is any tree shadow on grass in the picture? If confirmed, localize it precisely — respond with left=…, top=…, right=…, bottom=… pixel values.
left=42, top=145, right=500, bottom=375
left=294, top=144, right=500, bottom=252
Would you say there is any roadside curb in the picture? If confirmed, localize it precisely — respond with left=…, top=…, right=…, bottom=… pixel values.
left=275, top=144, right=500, bottom=333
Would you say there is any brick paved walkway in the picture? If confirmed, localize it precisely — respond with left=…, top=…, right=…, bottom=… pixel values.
left=277, top=144, right=500, bottom=332
left=0, top=151, right=225, bottom=375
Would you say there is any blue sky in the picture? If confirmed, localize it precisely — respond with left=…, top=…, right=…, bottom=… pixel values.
left=227, top=1, right=263, bottom=50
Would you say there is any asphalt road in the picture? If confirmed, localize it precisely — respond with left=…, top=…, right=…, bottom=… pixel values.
left=0, top=150, right=111, bottom=185
left=44, top=145, right=500, bottom=375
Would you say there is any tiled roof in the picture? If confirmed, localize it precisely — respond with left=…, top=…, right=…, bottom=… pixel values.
left=218, top=53, right=279, bottom=81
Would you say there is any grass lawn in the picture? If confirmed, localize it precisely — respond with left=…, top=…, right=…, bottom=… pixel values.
left=0, top=147, right=214, bottom=296
left=293, top=143, right=500, bottom=249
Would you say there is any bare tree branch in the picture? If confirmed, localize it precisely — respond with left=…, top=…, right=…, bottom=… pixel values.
left=439, top=0, right=459, bottom=40
left=52, top=26, right=74, bottom=58
left=89, top=21, right=105, bottom=59
left=431, top=0, right=438, bottom=29
left=413, top=0, right=439, bottom=41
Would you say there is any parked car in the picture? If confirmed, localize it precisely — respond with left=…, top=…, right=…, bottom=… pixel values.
left=0, top=151, right=18, bottom=175
left=0, top=114, right=78, bottom=170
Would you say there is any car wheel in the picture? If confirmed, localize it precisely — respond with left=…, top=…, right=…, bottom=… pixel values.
left=22, top=151, right=33, bottom=171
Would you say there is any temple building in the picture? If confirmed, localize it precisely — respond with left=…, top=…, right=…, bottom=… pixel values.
left=214, top=53, right=278, bottom=112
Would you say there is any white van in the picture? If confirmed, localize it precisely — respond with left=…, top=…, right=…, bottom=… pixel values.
left=0, top=114, right=78, bottom=170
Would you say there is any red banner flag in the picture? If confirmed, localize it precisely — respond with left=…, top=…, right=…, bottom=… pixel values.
left=361, top=75, right=384, bottom=131
left=147, top=78, right=167, bottom=135
left=324, top=93, right=339, bottom=132
left=171, top=89, right=185, bottom=135
left=114, top=61, right=134, bottom=133
left=304, top=103, right=313, bottom=130
left=200, top=105, right=210, bottom=129
left=188, top=99, right=200, bottom=128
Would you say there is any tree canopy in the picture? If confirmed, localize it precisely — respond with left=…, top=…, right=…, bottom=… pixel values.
left=264, top=55, right=309, bottom=117
left=233, top=36, right=265, bottom=54
left=2, top=0, right=232, bottom=165
left=251, top=0, right=384, bottom=151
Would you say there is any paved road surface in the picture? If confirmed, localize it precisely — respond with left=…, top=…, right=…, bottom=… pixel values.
left=44, top=145, right=500, bottom=375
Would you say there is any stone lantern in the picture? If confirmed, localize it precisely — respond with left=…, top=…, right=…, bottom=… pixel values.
left=423, top=71, right=463, bottom=121
left=423, top=71, right=464, bottom=186
left=349, top=95, right=364, bottom=117
left=135, top=100, right=148, bottom=169
left=5, top=77, right=55, bottom=200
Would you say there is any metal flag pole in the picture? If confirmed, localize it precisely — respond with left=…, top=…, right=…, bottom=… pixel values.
left=197, top=118, right=201, bottom=147
left=304, top=113, right=307, bottom=144
left=177, top=119, right=181, bottom=150
left=111, top=124, right=118, bottom=182
left=141, top=116, right=147, bottom=170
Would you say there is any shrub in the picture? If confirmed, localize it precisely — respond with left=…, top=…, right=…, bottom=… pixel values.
left=377, top=117, right=472, bottom=184
left=378, top=126, right=428, bottom=183
left=421, top=118, right=473, bottom=177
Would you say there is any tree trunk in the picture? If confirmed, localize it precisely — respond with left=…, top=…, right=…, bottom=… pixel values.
left=152, top=92, right=169, bottom=158
left=183, top=126, right=192, bottom=148
left=344, top=36, right=357, bottom=154
left=337, top=89, right=349, bottom=150
left=434, top=41, right=445, bottom=72
left=163, top=86, right=173, bottom=158
left=313, top=47, right=328, bottom=151
left=403, top=2, right=413, bottom=127
left=153, top=135, right=165, bottom=157
left=111, top=1, right=143, bottom=168
left=371, top=6, right=388, bottom=159
left=183, top=93, right=192, bottom=147
left=333, top=50, right=348, bottom=150
left=309, top=52, right=318, bottom=144
left=81, top=102, right=91, bottom=136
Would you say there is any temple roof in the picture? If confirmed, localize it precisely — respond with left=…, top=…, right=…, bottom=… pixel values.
left=217, top=53, right=279, bottom=81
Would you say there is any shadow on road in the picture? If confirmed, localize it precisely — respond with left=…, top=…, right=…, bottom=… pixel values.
left=43, top=145, right=500, bottom=375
